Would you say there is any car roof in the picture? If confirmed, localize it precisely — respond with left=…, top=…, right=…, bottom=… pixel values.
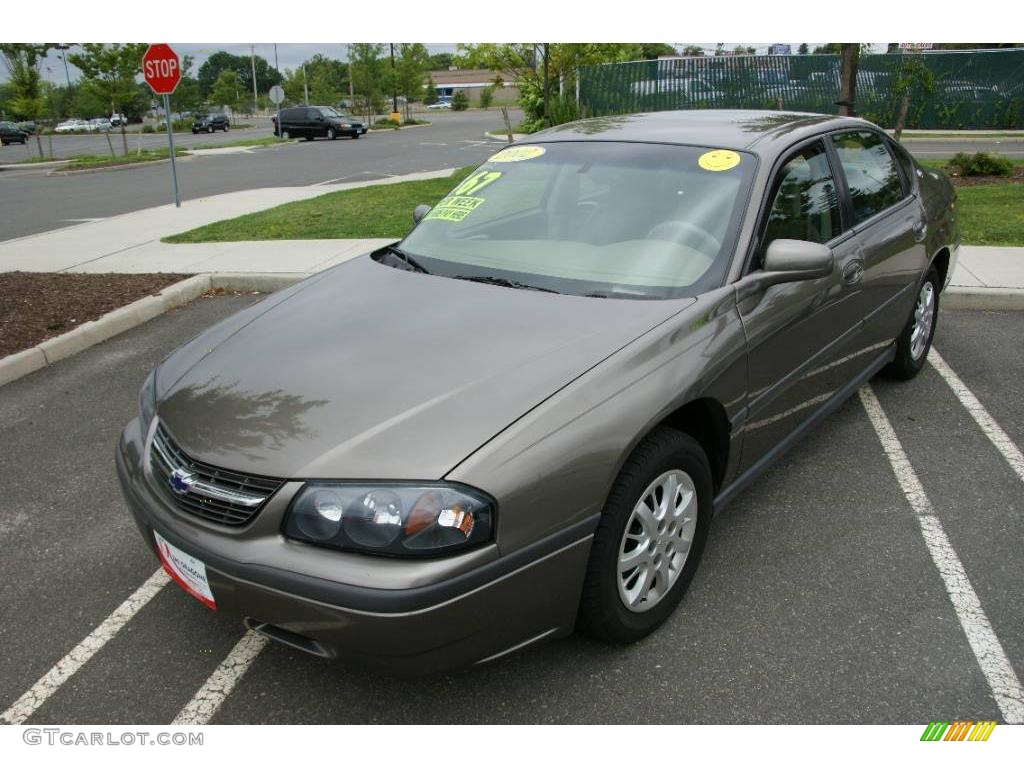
left=527, top=109, right=876, bottom=158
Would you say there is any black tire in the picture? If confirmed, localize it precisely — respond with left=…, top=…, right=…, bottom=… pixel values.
left=281, top=130, right=290, bottom=140
left=223, top=124, right=229, bottom=132
left=883, top=265, right=940, bottom=380
left=208, top=125, right=214, bottom=134
left=578, top=426, right=713, bottom=644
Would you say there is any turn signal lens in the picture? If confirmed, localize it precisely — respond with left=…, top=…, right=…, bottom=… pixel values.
left=284, top=483, right=494, bottom=557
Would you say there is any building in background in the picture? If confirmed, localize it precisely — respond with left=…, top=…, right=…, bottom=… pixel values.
left=427, top=69, right=517, bottom=102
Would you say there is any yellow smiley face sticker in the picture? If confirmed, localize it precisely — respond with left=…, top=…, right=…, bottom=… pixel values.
left=488, top=145, right=546, bottom=163
left=698, top=149, right=741, bottom=172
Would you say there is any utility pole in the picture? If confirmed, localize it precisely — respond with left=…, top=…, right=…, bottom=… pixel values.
left=55, top=44, right=73, bottom=91
left=390, top=43, right=398, bottom=115
left=250, top=45, right=259, bottom=116
left=302, top=64, right=309, bottom=104
left=543, top=43, right=550, bottom=128
left=347, top=44, right=355, bottom=107
left=274, top=44, right=278, bottom=74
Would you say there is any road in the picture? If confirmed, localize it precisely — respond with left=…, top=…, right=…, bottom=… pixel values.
left=0, top=110, right=520, bottom=241
left=0, top=299, right=1021, bottom=724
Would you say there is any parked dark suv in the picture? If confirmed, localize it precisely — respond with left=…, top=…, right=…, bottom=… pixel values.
left=192, top=113, right=230, bottom=134
left=0, top=121, right=30, bottom=145
left=272, top=106, right=365, bottom=140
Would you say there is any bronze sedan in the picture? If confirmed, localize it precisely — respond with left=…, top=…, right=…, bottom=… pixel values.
left=117, top=110, right=958, bottom=671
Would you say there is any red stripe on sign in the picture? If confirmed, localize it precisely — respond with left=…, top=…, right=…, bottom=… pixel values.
left=156, top=541, right=217, bottom=611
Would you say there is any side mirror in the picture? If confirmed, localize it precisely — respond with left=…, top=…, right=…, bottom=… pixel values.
left=763, top=239, right=835, bottom=280
left=413, top=204, right=431, bottom=224
left=737, top=239, right=835, bottom=299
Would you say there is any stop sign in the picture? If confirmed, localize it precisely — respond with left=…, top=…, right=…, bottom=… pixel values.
left=142, top=44, right=181, bottom=95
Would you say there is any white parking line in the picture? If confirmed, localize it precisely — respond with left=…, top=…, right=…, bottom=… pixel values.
left=859, top=385, right=1024, bottom=723
left=0, top=568, right=169, bottom=725
left=928, top=347, right=1024, bottom=485
left=172, top=631, right=269, bottom=725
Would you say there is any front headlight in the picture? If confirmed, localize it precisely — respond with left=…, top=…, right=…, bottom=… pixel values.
left=284, top=483, right=494, bottom=557
left=138, top=368, right=157, bottom=428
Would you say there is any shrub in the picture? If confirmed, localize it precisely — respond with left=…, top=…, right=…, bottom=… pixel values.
left=451, top=91, right=469, bottom=111
left=478, top=86, right=494, bottom=110
left=947, top=152, right=1013, bottom=177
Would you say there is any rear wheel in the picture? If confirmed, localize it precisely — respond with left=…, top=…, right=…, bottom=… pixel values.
left=208, top=125, right=214, bottom=134
left=281, top=130, right=290, bottom=140
left=883, top=265, right=940, bottom=380
left=578, top=426, right=712, bottom=644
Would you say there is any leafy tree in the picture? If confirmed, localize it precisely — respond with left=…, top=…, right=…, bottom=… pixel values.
left=0, top=43, right=54, bottom=156
left=282, top=54, right=348, bottom=106
left=68, top=43, right=146, bottom=154
left=478, top=85, right=494, bottom=109
left=426, top=52, right=454, bottom=70
left=197, top=51, right=281, bottom=104
left=798, top=43, right=810, bottom=55
left=456, top=43, right=653, bottom=127
left=637, top=44, right=677, bottom=59
left=423, top=74, right=438, bottom=105
left=714, top=44, right=726, bottom=56
left=350, top=43, right=387, bottom=123
left=210, top=70, right=244, bottom=113
left=393, top=43, right=429, bottom=119
left=681, top=46, right=705, bottom=57
left=451, top=90, right=469, bottom=111
left=172, top=55, right=203, bottom=115
left=814, top=43, right=842, bottom=54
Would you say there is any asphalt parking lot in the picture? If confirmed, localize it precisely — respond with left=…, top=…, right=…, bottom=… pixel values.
left=0, top=296, right=1021, bottom=724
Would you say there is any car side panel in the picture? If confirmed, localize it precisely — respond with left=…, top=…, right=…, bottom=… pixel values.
left=446, top=288, right=749, bottom=555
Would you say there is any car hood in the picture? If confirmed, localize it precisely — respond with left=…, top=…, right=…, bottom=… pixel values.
left=155, top=256, right=691, bottom=481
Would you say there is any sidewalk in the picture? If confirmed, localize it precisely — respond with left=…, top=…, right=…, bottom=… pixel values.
left=0, top=169, right=451, bottom=273
left=0, top=176, right=1021, bottom=296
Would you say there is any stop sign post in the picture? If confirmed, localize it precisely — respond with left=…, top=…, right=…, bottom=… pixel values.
left=142, top=44, right=182, bottom=207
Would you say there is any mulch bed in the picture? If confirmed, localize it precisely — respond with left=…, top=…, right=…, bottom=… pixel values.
left=949, top=166, right=1024, bottom=187
left=0, top=272, right=189, bottom=358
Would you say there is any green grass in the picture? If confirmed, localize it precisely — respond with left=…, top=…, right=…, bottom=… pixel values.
left=900, top=131, right=1024, bottom=139
left=163, top=167, right=475, bottom=243
left=66, top=148, right=188, bottom=170
left=192, top=136, right=290, bottom=150
left=954, top=184, right=1024, bottom=246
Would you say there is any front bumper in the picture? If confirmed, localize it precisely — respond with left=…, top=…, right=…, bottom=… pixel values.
left=116, top=417, right=594, bottom=673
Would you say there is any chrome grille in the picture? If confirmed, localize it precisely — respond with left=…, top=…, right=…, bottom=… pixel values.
left=149, top=422, right=283, bottom=526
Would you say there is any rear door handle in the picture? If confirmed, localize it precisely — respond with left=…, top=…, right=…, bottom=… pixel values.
left=842, top=258, right=864, bottom=286
left=913, top=221, right=927, bottom=242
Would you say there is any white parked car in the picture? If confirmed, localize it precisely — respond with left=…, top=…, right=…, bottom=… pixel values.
left=90, top=118, right=113, bottom=132
left=427, top=99, right=452, bottom=110
left=110, top=113, right=127, bottom=127
left=55, top=119, right=92, bottom=133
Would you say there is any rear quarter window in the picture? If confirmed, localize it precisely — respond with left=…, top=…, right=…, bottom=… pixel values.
left=832, top=131, right=906, bottom=224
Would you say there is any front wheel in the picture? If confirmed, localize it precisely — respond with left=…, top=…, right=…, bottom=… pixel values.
left=352, top=131, right=360, bottom=139
left=224, top=124, right=229, bottom=132
left=327, top=128, right=337, bottom=140
left=578, top=426, right=712, bottom=644
left=883, top=265, right=940, bottom=380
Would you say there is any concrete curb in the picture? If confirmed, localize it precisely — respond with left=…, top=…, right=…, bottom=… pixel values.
left=944, top=287, right=1024, bottom=311
left=0, top=159, right=72, bottom=170
left=46, top=154, right=194, bottom=177
left=0, top=273, right=210, bottom=387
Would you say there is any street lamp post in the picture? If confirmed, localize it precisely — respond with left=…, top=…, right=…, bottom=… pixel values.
left=390, top=43, right=399, bottom=121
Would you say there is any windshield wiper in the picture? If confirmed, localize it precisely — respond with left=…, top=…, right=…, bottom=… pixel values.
left=382, top=244, right=430, bottom=274
left=453, top=275, right=560, bottom=293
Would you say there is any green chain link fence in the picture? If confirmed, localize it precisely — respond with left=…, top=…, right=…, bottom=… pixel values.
left=578, top=49, right=1024, bottom=130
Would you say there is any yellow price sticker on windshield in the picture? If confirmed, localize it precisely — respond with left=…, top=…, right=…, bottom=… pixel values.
left=698, top=149, right=741, bottom=172
left=425, top=196, right=485, bottom=223
left=488, top=145, right=546, bottom=163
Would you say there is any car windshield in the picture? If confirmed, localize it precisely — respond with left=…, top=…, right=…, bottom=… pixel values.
left=397, top=142, right=755, bottom=299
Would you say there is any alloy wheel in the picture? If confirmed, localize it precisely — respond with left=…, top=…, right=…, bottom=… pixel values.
left=617, top=469, right=698, bottom=613
left=910, top=281, right=935, bottom=361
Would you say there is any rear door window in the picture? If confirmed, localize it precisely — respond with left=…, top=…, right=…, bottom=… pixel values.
left=831, top=131, right=906, bottom=224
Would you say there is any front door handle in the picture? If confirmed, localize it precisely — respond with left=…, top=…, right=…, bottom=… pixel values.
left=842, top=258, right=864, bottom=286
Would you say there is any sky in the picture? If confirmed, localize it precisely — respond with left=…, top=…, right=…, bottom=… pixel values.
left=10, top=43, right=880, bottom=85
